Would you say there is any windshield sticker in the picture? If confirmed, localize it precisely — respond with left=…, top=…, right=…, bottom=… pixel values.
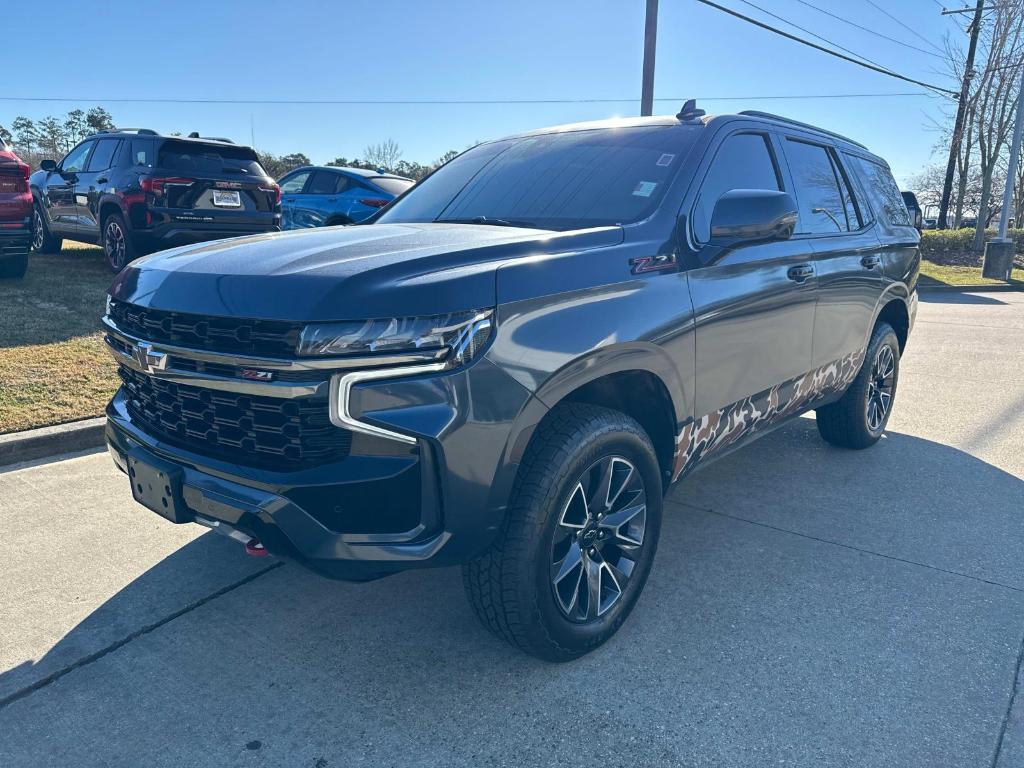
left=632, top=181, right=658, bottom=198
left=656, top=153, right=675, bottom=166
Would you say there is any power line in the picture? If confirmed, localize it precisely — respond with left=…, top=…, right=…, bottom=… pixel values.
left=734, top=0, right=898, bottom=72
left=692, top=0, right=959, bottom=97
left=0, top=93, right=939, bottom=106
left=862, top=0, right=947, bottom=54
left=792, top=0, right=946, bottom=59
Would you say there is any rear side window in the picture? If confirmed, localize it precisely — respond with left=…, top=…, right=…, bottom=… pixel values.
left=157, top=141, right=268, bottom=178
left=131, top=139, right=154, bottom=167
left=307, top=170, right=342, bottom=194
left=848, top=155, right=912, bottom=227
left=784, top=139, right=856, bottom=234
left=693, top=132, right=781, bottom=242
left=86, top=139, right=120, bottom=172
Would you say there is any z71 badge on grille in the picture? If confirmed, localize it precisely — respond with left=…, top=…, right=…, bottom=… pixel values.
left=240, top=369, right=275, bottom=382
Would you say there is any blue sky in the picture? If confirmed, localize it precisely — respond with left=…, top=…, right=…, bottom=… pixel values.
left=2, top=0, right=963, bottom=184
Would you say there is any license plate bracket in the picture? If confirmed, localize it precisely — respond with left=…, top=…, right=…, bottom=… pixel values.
left=212, top=189, right=241, bottom=207
left=127, top=451, right=192, bottom=523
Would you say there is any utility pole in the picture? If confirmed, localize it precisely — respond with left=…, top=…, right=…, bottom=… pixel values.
left=937, top=0, right=985, bottom=229
left=982, top=63, right=1024, bottom=280
left=640, top=0, right=659, bottom=116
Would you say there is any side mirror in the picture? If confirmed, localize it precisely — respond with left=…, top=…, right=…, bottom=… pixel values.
left=709, top=189, right=798, bottom=246
left=40, top=159, right=57, bottom=172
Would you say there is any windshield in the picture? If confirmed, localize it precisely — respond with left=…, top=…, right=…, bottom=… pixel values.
left=377, top=125, right=699, bottom=230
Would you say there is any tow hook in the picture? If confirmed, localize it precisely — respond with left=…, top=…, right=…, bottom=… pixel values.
left=194, top=515, right=269, bottom=557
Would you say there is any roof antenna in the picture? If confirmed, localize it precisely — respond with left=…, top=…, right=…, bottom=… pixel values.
left=188, top=131, right=200, bottom=138
left=676, top=99, right=706, bottom=120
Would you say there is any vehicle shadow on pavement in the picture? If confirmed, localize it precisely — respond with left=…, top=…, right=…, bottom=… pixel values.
left=918, top=291, right=1010, bottom=305
left=3, top=421, right=1023, bottom=767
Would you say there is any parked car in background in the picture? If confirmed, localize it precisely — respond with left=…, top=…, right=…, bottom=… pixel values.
left=923, top=217, right=937, bottom=230
left=30, top=129, right=281, bottom=272
left=277, top=165, right=413, bottom=229
left=0, top=136, right=32, bottom=279
left=103, top=106, right=918, bottom=660
left=901, top=191, right=923, bottom=232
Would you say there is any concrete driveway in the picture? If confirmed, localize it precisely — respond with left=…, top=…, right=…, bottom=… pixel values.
left=2, top=290, right=1023, bottom=768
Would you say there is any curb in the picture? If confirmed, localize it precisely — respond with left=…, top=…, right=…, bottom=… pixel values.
left=918, top=283, right=1023, bottom=293
left=0, top=417, right=107, bottom=468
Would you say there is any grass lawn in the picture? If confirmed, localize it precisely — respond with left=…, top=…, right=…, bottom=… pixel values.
left=0, top=243, right=118, bottom=434
left=919, top=259, right=1024, bottom=288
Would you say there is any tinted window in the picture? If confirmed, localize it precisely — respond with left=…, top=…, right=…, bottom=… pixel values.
left=157, top=141, right=267, bottom=178
left=850, top=155, right=913, bottom=227
left=131, top=139, right=154, bottom=167
left=86, top=139, right=119, bottom=172
left=785, top=140, right=850, bottom=234
left=307, top=170, right=341, bottom=194
left=370, top=177, right=414, bottom=195
left=280, top=170, right=311, bottom=193
left=378, top=126, right=700, bottom=230
left=693, top=133, right=781, bottom=241
left=61, top=142, right=94, bottom=173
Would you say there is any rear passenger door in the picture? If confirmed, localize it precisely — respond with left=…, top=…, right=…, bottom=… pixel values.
left=686, top=130, right=816, bottom=424
left=778, top=138, right=881, bottom=369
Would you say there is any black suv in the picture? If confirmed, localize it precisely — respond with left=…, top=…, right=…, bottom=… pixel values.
left=31, top=129, right=281, bottom=271
left=104, top=106, right=919, bottom=660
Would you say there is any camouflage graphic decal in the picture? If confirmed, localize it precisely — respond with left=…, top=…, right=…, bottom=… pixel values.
left=671, top=349, right=865, bottom=481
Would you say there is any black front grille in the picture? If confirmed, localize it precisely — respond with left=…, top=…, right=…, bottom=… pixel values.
left=108, top=300, right=302, bottom=358
left=119, top=365, right=350, bottom=468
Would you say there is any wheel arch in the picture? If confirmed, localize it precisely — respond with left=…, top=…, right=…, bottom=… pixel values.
left=872, top=286, right=911, bottom=352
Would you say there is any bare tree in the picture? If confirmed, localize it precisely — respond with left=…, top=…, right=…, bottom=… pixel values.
left=969, top=0, right=1024, bottom=249
left=363, top=139, right=402, bottom=171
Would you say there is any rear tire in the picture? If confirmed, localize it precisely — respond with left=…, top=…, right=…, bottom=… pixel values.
left=102, top=212, right=137, bottom=273
left=0, top=252, right=28, bottom=279
left=463, top=403, right=662, bottom=661
left=816, top=322, right=900, bottom=449
left=31, top=204, right=62, bottom=254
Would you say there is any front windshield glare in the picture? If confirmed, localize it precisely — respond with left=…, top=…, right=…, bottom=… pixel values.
left=377, top=126, right=697, bottom=231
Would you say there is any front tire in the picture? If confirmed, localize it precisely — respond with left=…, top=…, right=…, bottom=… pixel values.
left=31, top=204, right=62, bottom=254
left=463, top=403, right=662, bottom=661
left=102, top=212, right=137, bottom=273
left=816, top=322, right=900, bottom=449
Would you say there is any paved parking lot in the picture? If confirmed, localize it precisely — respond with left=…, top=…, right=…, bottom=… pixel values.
left=2, top=290, right=1023, bottom=767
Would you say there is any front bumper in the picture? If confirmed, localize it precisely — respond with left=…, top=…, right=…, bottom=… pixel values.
left=105, top=352, right=535, bottom=581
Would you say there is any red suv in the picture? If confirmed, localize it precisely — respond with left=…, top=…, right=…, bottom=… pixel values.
left=0, top=136, right=31, bottom=279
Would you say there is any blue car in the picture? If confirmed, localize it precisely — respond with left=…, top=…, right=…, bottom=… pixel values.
left=277, top=166, right=413, bottom=229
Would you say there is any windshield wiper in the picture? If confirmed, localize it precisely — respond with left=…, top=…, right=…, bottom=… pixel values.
left=439, top=216, right=538, bottom=228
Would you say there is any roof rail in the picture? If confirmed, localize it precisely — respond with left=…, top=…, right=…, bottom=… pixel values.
left=737, top=111, right=867, bottom=149
left=186, top=132, right=234, bottom=143
left=102, top=128, right=159, bottom=136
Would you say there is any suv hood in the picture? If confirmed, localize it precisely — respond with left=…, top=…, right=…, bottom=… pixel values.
left=110, top=223, right=622, bottom=321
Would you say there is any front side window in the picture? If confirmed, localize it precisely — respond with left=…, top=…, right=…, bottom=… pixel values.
left=61, top=142, right=94, bottom=173
left=279, top=170, right=311, bottom=194
left=86, top=139, right=120, bottom=172
left=378, top=125, right=700, bottom=231
left=692, top=132, right=781, bottom=242
left=785, top=139, right=849, bottom=234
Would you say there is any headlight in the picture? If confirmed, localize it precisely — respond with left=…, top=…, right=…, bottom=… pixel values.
left=298, top=309, right=493, bottom=364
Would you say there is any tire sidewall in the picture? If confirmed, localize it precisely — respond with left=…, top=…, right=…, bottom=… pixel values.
left=858, top=325, right=900, bottom=439
left=526, top=424, right=662, bottom=655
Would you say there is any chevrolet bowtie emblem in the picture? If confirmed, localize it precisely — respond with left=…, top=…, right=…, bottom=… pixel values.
left=134, top=341, right=168, bottom=373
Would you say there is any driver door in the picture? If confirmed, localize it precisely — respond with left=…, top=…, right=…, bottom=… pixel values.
left=44, top=140, right=94, bottom=235
left=683, top=130, right=816, bottom=463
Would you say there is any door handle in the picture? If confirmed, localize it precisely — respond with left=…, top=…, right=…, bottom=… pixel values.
left=787, top=264, right=814, bottom=283
left=861, top=254, right=882, bottom=269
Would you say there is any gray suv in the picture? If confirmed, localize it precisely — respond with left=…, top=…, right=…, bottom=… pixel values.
left=104, top=104, right=919, bottom=660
